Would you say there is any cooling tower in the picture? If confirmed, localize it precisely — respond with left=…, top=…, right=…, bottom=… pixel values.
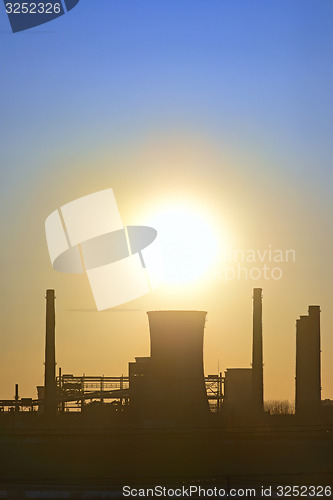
left=296, top=306, right=321, bottom=417
left=146, top=311, right=209, bottom=420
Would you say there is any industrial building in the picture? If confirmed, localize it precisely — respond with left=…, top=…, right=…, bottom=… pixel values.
left=223, top=368, right=252, bottom=418
left=223, top=288, right=264, bottom=420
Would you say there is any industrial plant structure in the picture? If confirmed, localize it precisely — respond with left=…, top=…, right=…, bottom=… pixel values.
left=0, top=288, right=332, bottom=497
left=0, top=287, right=328, bottom=424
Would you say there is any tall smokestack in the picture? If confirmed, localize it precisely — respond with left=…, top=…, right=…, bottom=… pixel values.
left=44, top=289, right=57, bottom=417
left=252, top=288, right=263, bottom=415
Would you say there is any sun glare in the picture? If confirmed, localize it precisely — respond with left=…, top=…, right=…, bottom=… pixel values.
left=148, top=205, right=220, bottom=285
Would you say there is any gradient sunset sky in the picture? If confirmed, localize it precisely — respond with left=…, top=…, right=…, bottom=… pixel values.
left=0, top=0, right=332, bottom=402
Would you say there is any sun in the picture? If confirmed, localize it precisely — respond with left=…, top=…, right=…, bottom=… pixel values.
left=148, top=205, right=220, bottom=286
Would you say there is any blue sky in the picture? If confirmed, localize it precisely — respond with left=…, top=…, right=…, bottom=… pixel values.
left=1, top=0, right=333, bottom=195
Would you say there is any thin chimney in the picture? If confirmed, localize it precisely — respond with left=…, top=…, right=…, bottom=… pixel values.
left=252, top=288, right=264, bottom=414
left=44, top=289, right=57, bottom=417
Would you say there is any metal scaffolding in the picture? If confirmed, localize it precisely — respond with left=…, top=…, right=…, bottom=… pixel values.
left=0, top=374, right=224, bottom=413
left=57, top=375, right=130, bottom=412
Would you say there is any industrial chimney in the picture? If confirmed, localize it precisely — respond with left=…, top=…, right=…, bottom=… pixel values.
left=252, top=288, right=264, bottom=415
left=295, top=306, right=321, bottom=417
left=44, top=289, right=57, bottom=417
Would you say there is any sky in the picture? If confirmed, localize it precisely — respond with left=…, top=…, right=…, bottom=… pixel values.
left=0, top=0, right=333, bottom=402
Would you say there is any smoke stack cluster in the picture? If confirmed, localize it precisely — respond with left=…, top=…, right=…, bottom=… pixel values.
left=296, top=306, right=321, bottom=417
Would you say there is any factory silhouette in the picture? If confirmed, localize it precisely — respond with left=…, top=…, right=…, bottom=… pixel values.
left=6, top=288, right=325, bottom=422
left=0, top=288, right=332, bottom=497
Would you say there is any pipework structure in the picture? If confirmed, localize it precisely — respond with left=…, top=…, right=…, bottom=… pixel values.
left=295, top=305, right=321, bottom=417
left=56, top=375, right=129, bottom=411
